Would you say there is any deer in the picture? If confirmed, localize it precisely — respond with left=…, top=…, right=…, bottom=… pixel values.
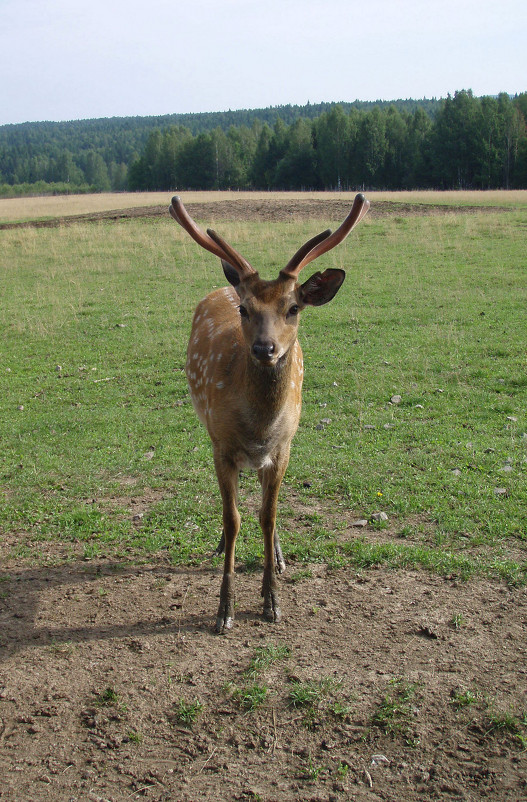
left=170, top=194, right=370, bottom=633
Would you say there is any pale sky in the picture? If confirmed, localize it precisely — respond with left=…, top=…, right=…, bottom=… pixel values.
left=1, top=0, right=525, bottom=126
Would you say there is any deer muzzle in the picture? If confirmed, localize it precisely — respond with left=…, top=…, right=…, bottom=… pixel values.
left=252, top=340, right=276, bottom=364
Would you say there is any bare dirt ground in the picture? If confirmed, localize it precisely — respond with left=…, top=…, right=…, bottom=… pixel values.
left=1, top=556, right=526, bottom=802
left=1, top=198, right=525, bottom=802
left=0, top=196, right=510, bottom=230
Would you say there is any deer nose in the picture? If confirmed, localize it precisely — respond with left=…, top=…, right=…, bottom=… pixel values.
left=252, top=341, right=275, bottom=361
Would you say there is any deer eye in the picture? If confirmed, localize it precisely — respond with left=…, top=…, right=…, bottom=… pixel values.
left=288, top=304, right=299, bottom=317
left=239, top=305, right=249, bottom=320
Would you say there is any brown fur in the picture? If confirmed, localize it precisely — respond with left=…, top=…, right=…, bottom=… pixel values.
left=171, top=194, right=369, bottom=631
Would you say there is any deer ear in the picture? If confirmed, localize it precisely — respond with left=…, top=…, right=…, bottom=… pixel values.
left=222, top=260, right=240, bottom=287
left=299, top=268, right=345, bottom=307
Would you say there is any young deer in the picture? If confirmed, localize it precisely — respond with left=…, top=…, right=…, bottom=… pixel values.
left=170, top=194, right=370, bottom=632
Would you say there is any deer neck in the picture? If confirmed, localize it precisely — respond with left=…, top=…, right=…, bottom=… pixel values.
left=244, top=343, right=296, bottom=420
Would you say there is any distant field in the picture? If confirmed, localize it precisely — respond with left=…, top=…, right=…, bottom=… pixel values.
left=1, top=189, right=527, bottom=224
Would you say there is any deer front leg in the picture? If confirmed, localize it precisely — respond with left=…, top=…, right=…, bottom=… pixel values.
left=214, top=454, right=241, bottom=634
left=259, top=454, right=289, bottom=623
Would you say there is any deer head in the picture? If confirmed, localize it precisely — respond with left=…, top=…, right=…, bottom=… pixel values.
left=170, top=194, right=370, bottom=369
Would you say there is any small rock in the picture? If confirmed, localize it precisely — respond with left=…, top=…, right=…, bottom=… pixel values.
left=132, top=513, right=144, bottom=522
left=506, top=416, right=518, bottom=422
left=500, top=465, right=513, bottom=473
left=55, top=365, right=62, bottom=372
left=371, top=512, right=389, bottom=523
left=418, top=625, right=439, bottom=639
left=383, top=423, right=395, bottom=430
left=350, top=519, right=368, bottom=528
left=303, top=481, right=312, bottom=488
left=320, top=418, right=332, bottom=425
left=27, top=724, right=42, bottom=734
left=451, top=469, right=462, bottom=477
left=17, top=405, right=24, bottom=411
left=390, top=395, right=402, bottom=405
left=494, top=488, right=508, bottom=496
left=364, top=424, right=376, bottom=430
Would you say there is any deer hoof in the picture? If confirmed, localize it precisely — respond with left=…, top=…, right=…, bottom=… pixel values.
left=215, top=612, right=234, bottom=634
left=275, top=548, right=286, bottom=574
left=263, top=601, right=282, bottom=623
left=262, top=568, right=282, bottom=623
left=216, top=574, right=235, bottom=633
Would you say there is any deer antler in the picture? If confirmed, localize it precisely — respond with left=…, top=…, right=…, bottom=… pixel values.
left=281, top=193, right=370, bottom=279
left=170, top=196, right=255, bottom=277
left=281, top=228, right=332, bottom=276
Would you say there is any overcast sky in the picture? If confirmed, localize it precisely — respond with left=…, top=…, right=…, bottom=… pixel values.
left=1, top=0, right=526, bottom=126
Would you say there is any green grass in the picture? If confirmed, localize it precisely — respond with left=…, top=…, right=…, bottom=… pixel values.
left=93, top=686, right=124, bottom=709
left=171, top=698, right=204, bottom=727
left=1, top=206, right=526, bottom=583
left=448, top=686, right=527, bottom=749
left=450, top=688, right=479, bottom=709
left=288, top=676, right=348, bottom=729
left=227, top=641, right=291, bottom=712
left=371, top=677, right=419, bottom=746
left=246, top=643, right=291, bottom=677
left=234, top=682, right=269, bottom=712
left=486, top=708, right=527, bottom=748
left=288, top=678, right=335, bottom=709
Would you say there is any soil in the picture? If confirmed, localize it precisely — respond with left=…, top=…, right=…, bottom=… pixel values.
left=0, top=196, right=510, bottom=229
left=1, top=198, right=525, bottom=801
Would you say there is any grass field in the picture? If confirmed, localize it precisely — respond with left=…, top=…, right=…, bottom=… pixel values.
left=1, top=193, right=526, bottom=584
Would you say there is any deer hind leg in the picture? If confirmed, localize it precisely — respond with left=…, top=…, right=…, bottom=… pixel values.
left=258, top=453, right=289, bottom=623
left=214, top=453, right=241, bottom=634
left=214, top=531, right=225, bottom=557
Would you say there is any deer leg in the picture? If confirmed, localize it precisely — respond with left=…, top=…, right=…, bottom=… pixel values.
left=214, top=454, right=241, bottom=634
left=214, top=531, right=225, bottom=557
left=273, top=529, right=286, bottom=574
left=258, top=455, right=289, bottom=623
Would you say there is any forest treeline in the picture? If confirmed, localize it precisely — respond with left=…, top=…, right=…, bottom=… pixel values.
left=1, top=91, right=526, bottom=195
